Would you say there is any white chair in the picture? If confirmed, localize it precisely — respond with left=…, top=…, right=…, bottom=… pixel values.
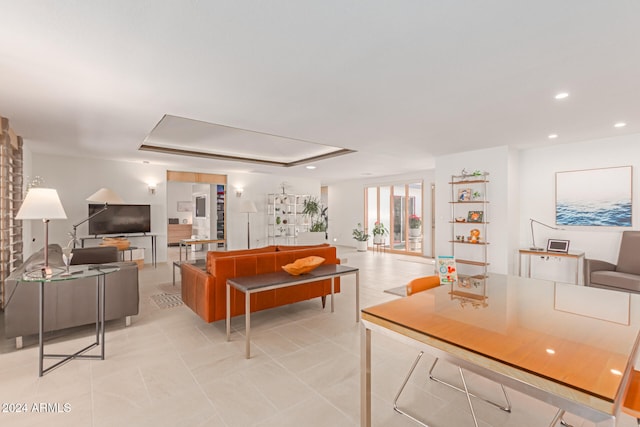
left=393, top=276, right=511, bottom=427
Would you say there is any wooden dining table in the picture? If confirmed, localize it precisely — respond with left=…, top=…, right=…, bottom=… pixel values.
left=360, top=273, right=640, bottom=426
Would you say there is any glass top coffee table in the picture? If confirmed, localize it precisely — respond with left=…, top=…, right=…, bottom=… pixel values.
left=21, top=264, right=119, bottom=376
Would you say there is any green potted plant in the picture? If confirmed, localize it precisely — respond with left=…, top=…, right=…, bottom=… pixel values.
left=409, top=215, right=422, bottom=237
left=352, top=223, right=370, bottom=251
left=372, top=221, right=388, bottom=244
left=300, top=197, right=328, bottom=244
left=302, top=197, right=326, bottom=231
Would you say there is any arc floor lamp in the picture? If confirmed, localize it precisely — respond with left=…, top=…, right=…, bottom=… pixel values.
left=71, top=188, right=123, bottom=246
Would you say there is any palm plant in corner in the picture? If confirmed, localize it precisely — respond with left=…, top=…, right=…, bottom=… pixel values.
left=302, top=197, right=328, bottom=237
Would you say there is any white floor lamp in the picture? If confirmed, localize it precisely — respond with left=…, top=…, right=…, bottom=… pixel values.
left=239, top=200, right=257, bottom=249
left=16, top=188, right=68, bottom=277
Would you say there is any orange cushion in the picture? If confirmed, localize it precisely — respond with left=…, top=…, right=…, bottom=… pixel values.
left=282, top=256, right=325, bottom=276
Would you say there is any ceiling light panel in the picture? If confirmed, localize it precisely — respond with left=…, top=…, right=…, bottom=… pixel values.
left=141, top=115, right=354, bottom=166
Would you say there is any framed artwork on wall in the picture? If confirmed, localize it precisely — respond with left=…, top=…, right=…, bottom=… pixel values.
left=177, top=201, right=192, bottom=212
left=555, top=166, right=632, bottom=227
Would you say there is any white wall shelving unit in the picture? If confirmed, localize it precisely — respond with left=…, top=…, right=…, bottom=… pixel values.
left=266, top=193, right=309, bottom=245
left=450, top=173, right=490, bottom=282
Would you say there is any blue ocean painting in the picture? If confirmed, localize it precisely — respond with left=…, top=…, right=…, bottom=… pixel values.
left=556, top=166, right=632, bottom=227
left=556, top=200, right=632, bottom=226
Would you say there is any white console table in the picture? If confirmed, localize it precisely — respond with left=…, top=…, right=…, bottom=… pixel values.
left=518, top=249, right=585, bottom=285
left=80, top=234, right=157, bottom=267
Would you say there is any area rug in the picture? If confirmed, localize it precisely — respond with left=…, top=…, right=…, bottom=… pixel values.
left=150, top=292, right=183, bottom=309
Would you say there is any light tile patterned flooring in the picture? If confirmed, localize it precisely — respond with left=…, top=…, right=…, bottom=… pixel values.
left=0, top=247, right=637, bottom=426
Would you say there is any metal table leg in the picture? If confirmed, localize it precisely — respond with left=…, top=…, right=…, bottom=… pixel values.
left=361, top=323, right=371, bottom=427
left=356, top=271, right=360, bottom=323
left=245, top=290, right=251, bottom=359
left=38, top=281, right=44, bottom=377
left=331, top=277, right=335, bottom=312
left=226, top=283, right=231, bottom=341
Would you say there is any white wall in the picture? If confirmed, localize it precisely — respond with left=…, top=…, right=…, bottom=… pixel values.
left=226, top=172, right=320, bottom=250
left=327, top=180, right=365, bottom=248
left=519, top=133, right=640, bottom=282
left=25, top=151, right=322, bottom=259
left=327, top=170, right=435, bottom=256
left=26, top=132, right=638, bottom=274
left=191, top=183, right=211, bottom=240
left=435, top=146, right=515, bottom=274
left=30, top=153, right=166, bottom=263
left=167, top=181, right=194, bottom=225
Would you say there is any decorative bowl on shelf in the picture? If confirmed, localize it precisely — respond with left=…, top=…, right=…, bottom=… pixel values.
left=455, top=217, right=466, bottom=222
left=282, top=256, right=325, bottom=276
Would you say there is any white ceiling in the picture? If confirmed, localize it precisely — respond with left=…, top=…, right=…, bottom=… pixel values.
left=1, top=1, right=639, bottom=184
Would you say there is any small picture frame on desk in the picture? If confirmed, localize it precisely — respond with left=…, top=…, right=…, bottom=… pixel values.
left=547, top=239, right=570, bottom=253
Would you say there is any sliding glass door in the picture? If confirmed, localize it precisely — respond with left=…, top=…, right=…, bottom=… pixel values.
left=365, top=181, right=423, bottom=255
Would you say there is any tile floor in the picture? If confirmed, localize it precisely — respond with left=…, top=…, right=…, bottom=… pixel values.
left=0, top=246, right=637, bottom=426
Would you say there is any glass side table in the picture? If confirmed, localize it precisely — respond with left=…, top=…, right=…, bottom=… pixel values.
left=20, top=264, right=120, bottom=376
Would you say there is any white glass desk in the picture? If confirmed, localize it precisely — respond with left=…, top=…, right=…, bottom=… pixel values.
left=21, top=265, right=119, bottom=376
left=361, top=274, right=640, bottom=426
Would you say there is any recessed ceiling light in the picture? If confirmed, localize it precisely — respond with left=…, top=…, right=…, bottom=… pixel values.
left=546, top=348, right=555, bottom=355
left=554, top=92, right=569, bottom=100
left=548, top=134, right=558, bottom=139
left=614, top=122, right=627, bottom=128
left=306, top=165, right=316, bottom=170
left=611, top=369, right=622, bottom=376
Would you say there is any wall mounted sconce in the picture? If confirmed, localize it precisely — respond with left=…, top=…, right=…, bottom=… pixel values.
left=236, top=188, right=244, bottom=198
left=147, top=182, right=157, bottom=195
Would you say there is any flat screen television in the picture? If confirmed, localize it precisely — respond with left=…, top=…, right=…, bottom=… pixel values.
left=88, top=204, right=151, bottom=235
left=195, top=196, right=206, bottom=218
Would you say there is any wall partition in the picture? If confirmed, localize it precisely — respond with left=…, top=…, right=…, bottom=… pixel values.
left=365, top=181, right=423, bottom=255
left=0, top=116, right=23, bottom=308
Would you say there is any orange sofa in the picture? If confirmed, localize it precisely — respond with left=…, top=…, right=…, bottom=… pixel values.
left=180, top=244, right=341, bottom=323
